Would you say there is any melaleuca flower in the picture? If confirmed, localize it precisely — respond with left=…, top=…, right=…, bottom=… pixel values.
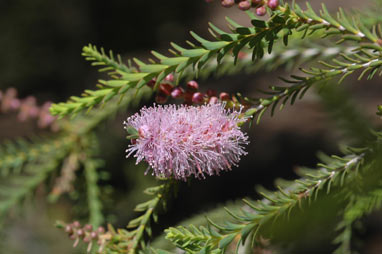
left=124, top=103, right=249, bottom=180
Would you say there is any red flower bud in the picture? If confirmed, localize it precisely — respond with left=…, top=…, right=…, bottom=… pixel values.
left=267, top=0, right=279, bottom=10
left=164, top=73, right=174, bottom=82
left=219, top=92, right=230, bottom=101
left=9, top=98, right=20, bottom=110
left=208, top=96, right=219, bottom=104
left=171, top=87, right=184, bottom=98
left=84, top=224, right=93, bottom=232
left=221, top=0, right=235, bottom=7
left=90, top=231, right=98, bottom=239
left=65, top=225, right=73, bottom=234
left=192, top=92, right=204, bottom=104
left=159, top=83, right=173, bottom=96
left=97, top=226, right=105, bottom=234
left=256, top=6, right=267, bottom=16
left=187, top=80, right=199, bottom=91
left=77, top=229, right=85, bottom=237
left=238, top=1, right=251, bottom=11
left=72, top=221, right=81, bottom=228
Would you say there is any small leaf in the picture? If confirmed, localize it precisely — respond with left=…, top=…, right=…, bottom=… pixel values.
left=126, top=126, right=139, bottom=136
left=219, top=234, right=236, bottom=249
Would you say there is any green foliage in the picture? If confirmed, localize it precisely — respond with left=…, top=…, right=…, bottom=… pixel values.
left=82, top=44, right=133, bottom=78
left=333, top=188, right=382, bottom=254
left=165, top=149, right=366, bottom=253
left=164, top=134, right=382, bottom=254
left=0, top=87, right=151, bottom=225
left=318, top=84, right=374, bottom=145
left=98, top=182, right=173, bottom=254
left=50, top=2, right=382, bottom=117
left=193, top=40, right=354, bottom=80
left=0, top=135, right=69, bottom=176
left=242, top=48, right=382, bottom=124
left=0, top=135, right=76, bottom=218
left=83, top=135, right=104, bottom=228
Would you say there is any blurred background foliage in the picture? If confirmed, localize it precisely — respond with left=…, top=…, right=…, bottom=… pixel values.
left=0, top=0, right=382, bottom=253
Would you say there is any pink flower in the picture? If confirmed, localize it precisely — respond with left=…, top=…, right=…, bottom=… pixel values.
left=124, top=103, right=249, bottom=180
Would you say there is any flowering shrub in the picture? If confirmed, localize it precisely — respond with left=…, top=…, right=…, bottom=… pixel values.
left=2, top=0, right=382, bottom=253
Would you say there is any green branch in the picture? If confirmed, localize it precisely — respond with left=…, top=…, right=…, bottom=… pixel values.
left=82, top=44, right=134, bottom=77
left=0, top=135, right=75, bottom=217
left=242, top=51, right=382, bottom=124
left=165, top=130, right=382, bottom=254
left=194, top=42, right=355, bottom=80
left=0, top=135, right=71, bottom=176
left=50, top=2, right=382, bottom=117
left=99, top=182, right=173, bottom=254
left=165, top=150, right=366, bottom=253
left=84, top=158, right=104, bottom=228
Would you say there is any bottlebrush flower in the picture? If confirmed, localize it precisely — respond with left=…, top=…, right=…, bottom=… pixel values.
left=124, top=103, right=249, bottom=180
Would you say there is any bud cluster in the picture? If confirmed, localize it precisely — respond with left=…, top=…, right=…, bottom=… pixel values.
left=147, top=74, right=237, bottom=106
left=0, top=88, right=58, bottom=131
left=64, top=221, right=107, bottom=253
left=206, top=0, right=279, bottom=16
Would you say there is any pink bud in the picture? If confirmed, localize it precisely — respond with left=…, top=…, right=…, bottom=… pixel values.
left=29, top=106, right=39, bottom=117
left=221, top=0, right=235, bottom=7
left=208, top=96, right=219, bottom=104
left=84, top=224, right=93, bottom=232
left=1, top=88, right=19, bottom=112
left=97, top=226, right=105, bottom=234
left=77, top=229, right=85, bottom=238
left=192, top=92, right=204, bottom=104
left=238, top=1, right=251, bottom=11
left=165, top=73, right=174, bottom=82
left=159, top=83, right=173, bottom=96
left=10, top=98, right=20, bottom=110
left=90, top=231, right=98, bottom=239
left=187, top=80, right=199, bottom=91
left=18, top=96, right=38, bottom=121
left=72, top=221, right=81, bottom=228
left=219, top=92, right=230, bottom=101
left=65, top=225, right=73, bottom=234
left=38, top=114, right=56, bottom=128
left=171, top=87, right=184, bottom=98
left=256, top=6, right=267, bottom=16
left=267, top=0, right=279, bottom=10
